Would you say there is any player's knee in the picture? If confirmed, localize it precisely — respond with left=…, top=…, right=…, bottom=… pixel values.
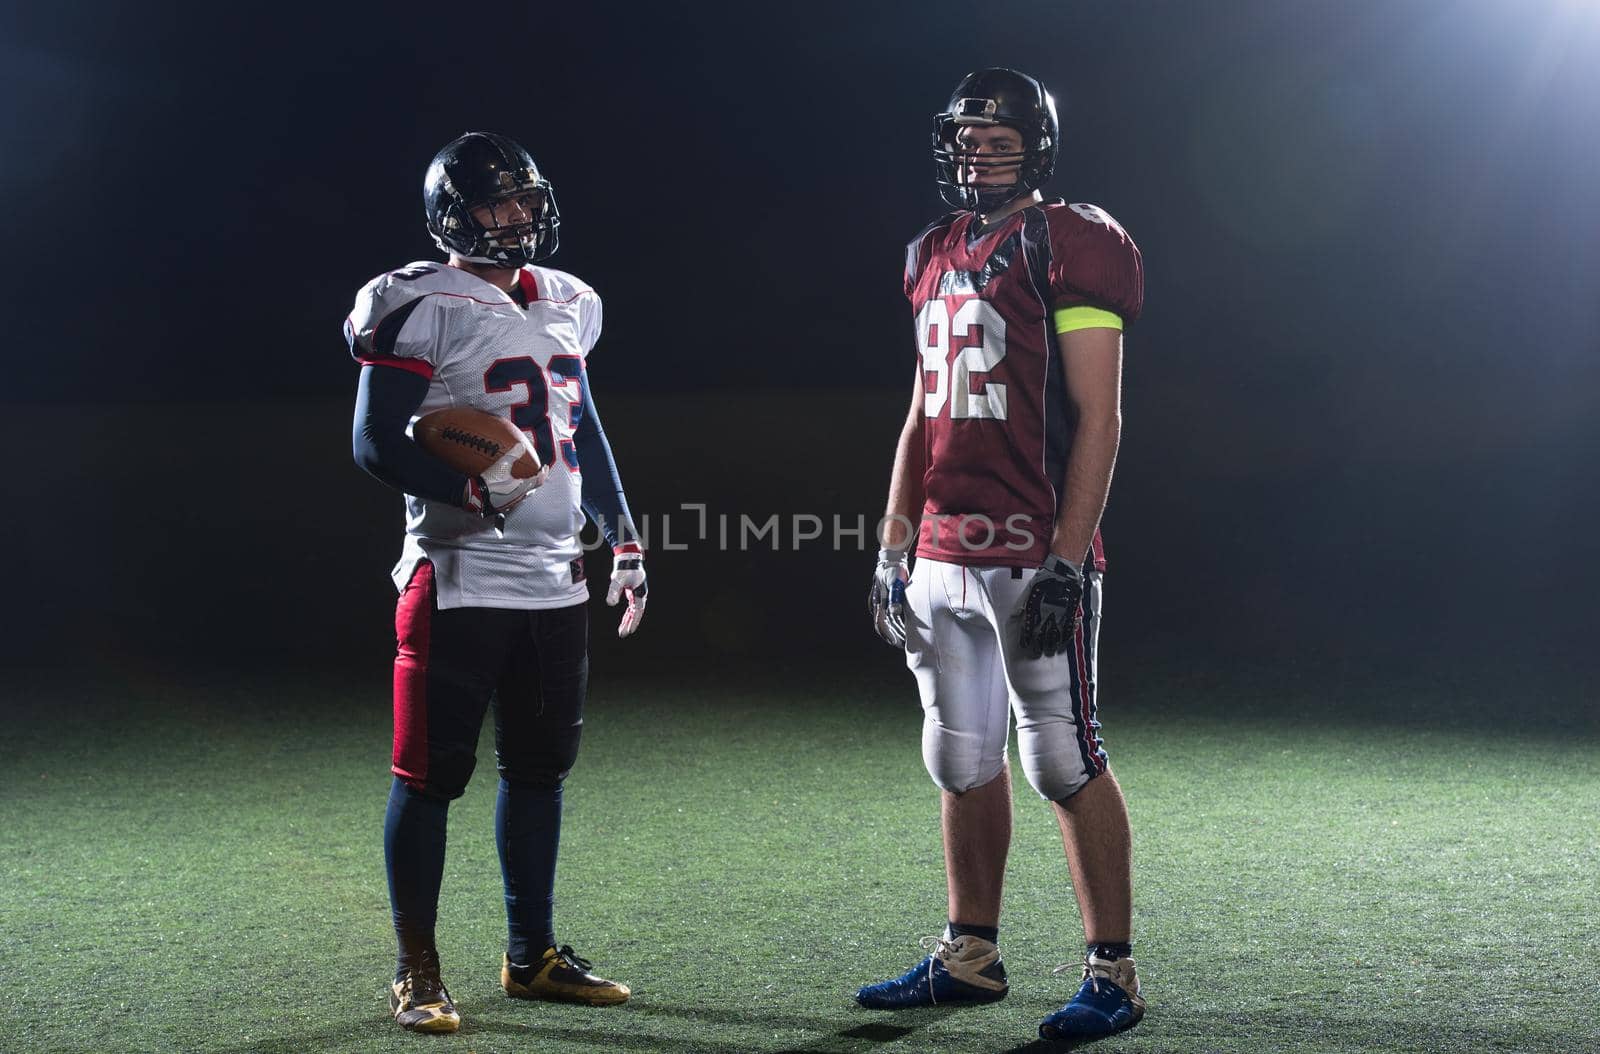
left=1020, top=754, right=1094, bottom=802
left=496, top=763, right=571, bottom=791
left=405, top=776, right=471, bottom=802
left=497, top=725, right=582, bottom=789
left=404, top=745, right=479, bottom=800
left=922, top=736, right=1004, bottom=794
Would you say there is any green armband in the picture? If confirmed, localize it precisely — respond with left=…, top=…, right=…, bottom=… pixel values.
left=1052, top=305, right=1123, bottom=334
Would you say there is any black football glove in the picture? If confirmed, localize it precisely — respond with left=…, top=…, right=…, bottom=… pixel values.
left=1013, top=554, right=1085, bottom=659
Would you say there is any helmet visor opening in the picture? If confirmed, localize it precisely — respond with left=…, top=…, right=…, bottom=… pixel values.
left=471, top=188, right=552, bottom=234
left=934, top=120, right=1029, bottom=187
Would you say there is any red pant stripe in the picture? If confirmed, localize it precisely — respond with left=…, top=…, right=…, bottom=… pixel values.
left=392, top=561, right=435, bottom=785
left=1072, top=609, right=1107, bottom=775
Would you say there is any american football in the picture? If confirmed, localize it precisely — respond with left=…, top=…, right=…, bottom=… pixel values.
left=413, top=407, right=542, bottom=478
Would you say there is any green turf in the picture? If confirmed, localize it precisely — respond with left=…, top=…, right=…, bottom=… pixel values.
left=4, top=663, right=1597, bottom=1054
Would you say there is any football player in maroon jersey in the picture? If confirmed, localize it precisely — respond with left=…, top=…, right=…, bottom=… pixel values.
left=861, top=68, right=1147, bottom=1043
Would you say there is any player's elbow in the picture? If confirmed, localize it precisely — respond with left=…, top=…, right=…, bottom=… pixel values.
left=351, top=417, right=401, bottom=480
left=1072, top=406, right=1121, bottom=446
left=572, top=430, right=611, bottom=480
left=900, top=410, right=926, bottom=446
left=351, top=417, right=373, bottom=471
left=352, top=433, right=384, bottom=480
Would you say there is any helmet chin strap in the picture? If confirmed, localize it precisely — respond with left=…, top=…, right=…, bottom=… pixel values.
left=441, top=229, right=540, bottom=268
left=431, top=233, right=518, bottom=268
left=974, top=186, right=1018, bottom=211
left=970, top=182, right=1035, bottom=217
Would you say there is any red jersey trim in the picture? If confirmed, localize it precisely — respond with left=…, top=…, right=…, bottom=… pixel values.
left=358, top=356, right=434, bottom=379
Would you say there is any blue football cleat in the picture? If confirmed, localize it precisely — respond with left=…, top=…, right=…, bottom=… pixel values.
left=855, top=935, right=1009, bottom=1008
left=1038, top=953, right=1145, bottom=1041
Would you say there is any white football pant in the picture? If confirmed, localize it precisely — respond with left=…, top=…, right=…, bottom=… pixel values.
left=904, top=558, right=1108, bottom=801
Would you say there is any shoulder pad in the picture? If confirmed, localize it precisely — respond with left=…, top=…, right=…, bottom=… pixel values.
left=904, top=213, right=960, bottom=298
left=349, top=263, right=484, bottom=333
left=524, top=266, right=601, bottom=353
left=521, top=265, right=596, bottom=306
left=1041, top=203, right=1144, bottom=321
left=347, top=262, right=479, bottom=365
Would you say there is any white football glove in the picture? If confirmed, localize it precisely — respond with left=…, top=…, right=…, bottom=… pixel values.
left=868, top=548, right=910, bottom=647
left=605, top=542, right=647, bottom=638
left=464, top=447, right=549, bottom=524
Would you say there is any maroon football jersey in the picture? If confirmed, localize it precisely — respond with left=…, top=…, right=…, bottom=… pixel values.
left=904, top=200, right=1143, bottom=569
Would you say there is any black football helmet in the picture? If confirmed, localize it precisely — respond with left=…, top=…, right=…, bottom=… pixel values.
left=424, top=132, right=560, bottom=267
left=933, top=68, right=1059, bottom=213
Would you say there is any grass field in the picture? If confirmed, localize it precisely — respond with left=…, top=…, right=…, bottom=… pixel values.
left=4, top=659, right=1597, bottom=1054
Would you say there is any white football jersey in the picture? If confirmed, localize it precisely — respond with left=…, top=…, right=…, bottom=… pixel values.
left=346, top=261, right=601, bottom=610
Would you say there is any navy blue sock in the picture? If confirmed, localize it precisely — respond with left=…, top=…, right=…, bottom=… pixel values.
left=496, top=777, right=562, bottom=965
left=1088, top=940, right=1133, bottom=961
left=383, top=777, right=449, bottom=975
left=946, top=920, right=1000, bottom=944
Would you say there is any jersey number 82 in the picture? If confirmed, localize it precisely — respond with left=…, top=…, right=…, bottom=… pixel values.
left=917, top=297, right=1009, bottom=421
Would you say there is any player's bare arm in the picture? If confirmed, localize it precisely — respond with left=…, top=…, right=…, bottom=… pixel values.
left=1049, top=326, right=1123, bottom=564
left=883, top=370, right=928, bottom=550
left=869, top=372, right=928, bottom=647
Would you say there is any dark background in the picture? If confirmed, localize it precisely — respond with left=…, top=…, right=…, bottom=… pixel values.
left=3, top=1, right=1598, bottom=691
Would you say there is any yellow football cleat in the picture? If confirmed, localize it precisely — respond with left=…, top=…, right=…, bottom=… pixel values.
left=389, top=952, right=461, bottom=1034
left=502, top=945, right=631, bottom=1006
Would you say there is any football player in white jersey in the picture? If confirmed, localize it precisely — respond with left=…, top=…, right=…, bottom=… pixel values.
left=347, top=132, right=645, bottom=1033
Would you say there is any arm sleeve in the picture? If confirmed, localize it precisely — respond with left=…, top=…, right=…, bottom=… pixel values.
left=572, top=367, right=638, bottom=549
left=351, top=364, right=470, bottom=506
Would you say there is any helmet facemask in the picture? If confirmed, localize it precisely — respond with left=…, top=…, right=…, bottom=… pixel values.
left=432, top=176, right=561, bottom=268
left=933, top=115, right=1054, bottom=213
